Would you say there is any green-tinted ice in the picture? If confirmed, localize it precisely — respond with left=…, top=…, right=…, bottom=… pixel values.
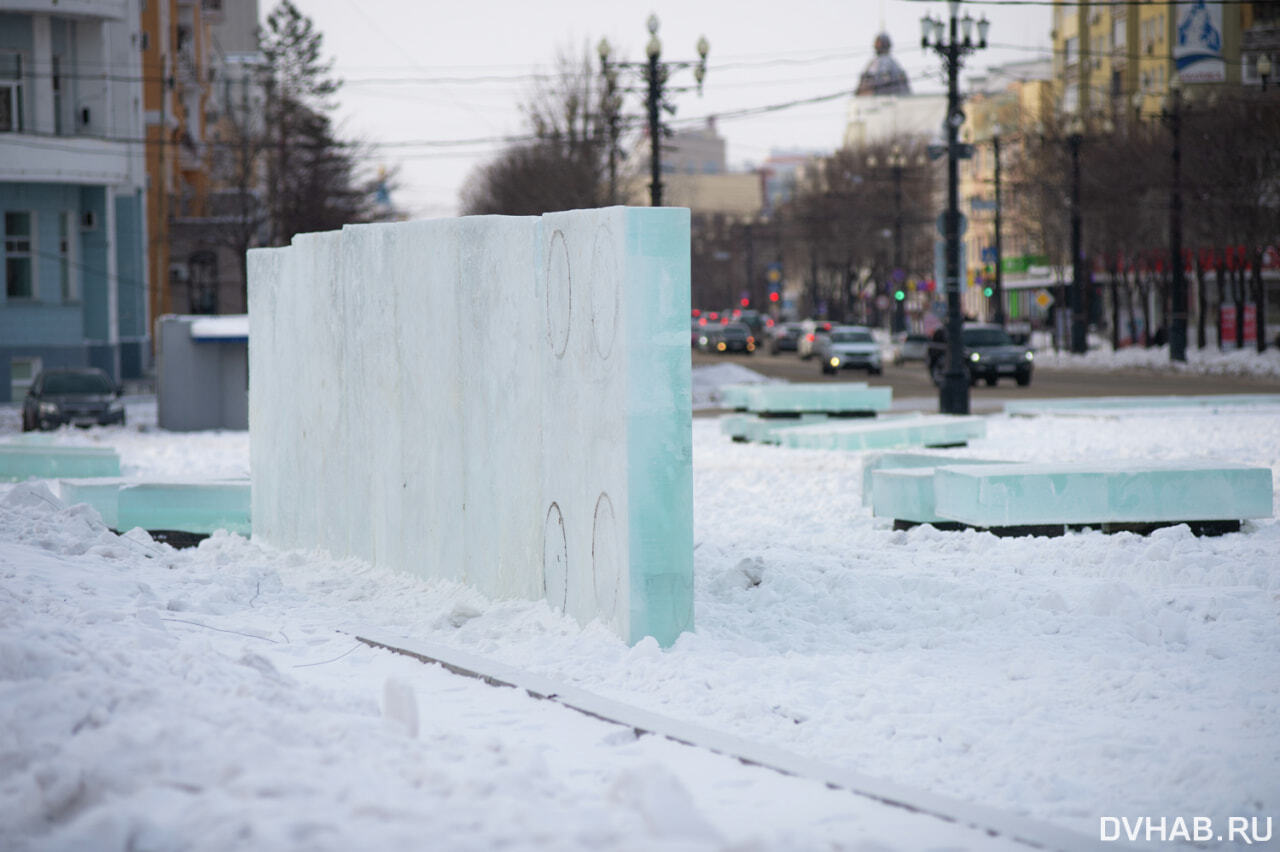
left=731, top=382, right=887, bottom=414
left=0, top=444, right=120, bottom=481
left=860, top=451, right=1011, bottom=499
left=623, top=208, right=693, bottom=646
left=59, top=480, right=251, bottom=534
left=778, top=414, right=986, bottom=451
left=934, top=461, right=1274, bottom=526
left=59, top=478, right=125, bottom=527
left=719, top=412, right=833, bottom=444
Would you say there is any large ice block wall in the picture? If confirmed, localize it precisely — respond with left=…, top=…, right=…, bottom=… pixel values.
left=247, top=208, right=693, bottom=646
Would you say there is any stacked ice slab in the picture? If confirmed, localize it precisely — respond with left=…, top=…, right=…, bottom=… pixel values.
left=0, top=443, right=120, bottom=481
left=247, top=208, right=693, bottom=647
left=59, top=479, right=251, bottom=535
left=865, top=456, right=1272, bottom=530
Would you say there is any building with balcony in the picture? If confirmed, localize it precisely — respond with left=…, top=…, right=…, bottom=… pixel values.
left=0, top=0, right=149, bottom=402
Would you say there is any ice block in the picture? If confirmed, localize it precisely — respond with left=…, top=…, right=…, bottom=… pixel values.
left=0, top=444, right=121, bottom=480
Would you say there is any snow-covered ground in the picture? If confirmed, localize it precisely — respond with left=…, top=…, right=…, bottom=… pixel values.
left=2, top=376, right=1279, bottom=850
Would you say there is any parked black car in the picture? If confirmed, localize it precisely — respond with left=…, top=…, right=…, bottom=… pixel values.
left=706, top=322, right=756, bottom=354
left=22, top=368, right=126, bottom=431
left=927, top=323, right=1034, bottom=387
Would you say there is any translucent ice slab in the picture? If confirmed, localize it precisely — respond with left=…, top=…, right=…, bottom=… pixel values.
left=0, top=444, right=120, bottom=481
left=934, top=461, right=1274, bottom=526
left=248, top=207, right=692, bottom=647
left=861, top=451, right=1010, bottom=501
left=59, top=478, right=125, bottom=527
left=719, top=412, right=833, bottom=444
left=732, top=382, right=887, bottom=414
left=59, top=479, right=251, bottom=534
left=777, top=414, right=986, bottom=451
left=118, top=482, right=251, bottom=535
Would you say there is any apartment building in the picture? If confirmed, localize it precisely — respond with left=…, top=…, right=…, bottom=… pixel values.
left=0, top=0, right=149, bottom=402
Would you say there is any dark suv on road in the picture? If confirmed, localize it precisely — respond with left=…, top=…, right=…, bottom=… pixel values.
left=927, top=323, right=1034, bottom=387
left=22, top=368, right=126, bottom=431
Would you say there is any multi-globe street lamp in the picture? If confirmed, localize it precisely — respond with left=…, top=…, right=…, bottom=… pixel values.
left=597, top=16, right=709, bottom=208
left=921, top=1, right=988, bottom=415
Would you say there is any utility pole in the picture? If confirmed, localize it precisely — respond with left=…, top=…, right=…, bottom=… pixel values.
left=1068, top=124, right=1086, bottom=354
left=1164, top=76, right=1187, bottom=362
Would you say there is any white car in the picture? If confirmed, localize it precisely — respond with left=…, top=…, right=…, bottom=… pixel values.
left=797, top=319, right=834, bottom=360
left=816, top=325, right=883, bottom=375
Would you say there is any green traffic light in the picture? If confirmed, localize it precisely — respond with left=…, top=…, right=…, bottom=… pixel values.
left=894, top=290, right=905, bottom=301
left=983, top=286, right=994, bottom=298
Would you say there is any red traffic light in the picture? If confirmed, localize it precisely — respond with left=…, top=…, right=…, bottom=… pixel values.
left=768, top=291, right=780, bottom=302
left=740, top=297, right=750, bottom=307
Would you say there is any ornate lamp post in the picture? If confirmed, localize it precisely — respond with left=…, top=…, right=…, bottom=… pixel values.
left=597, top=16, right=709, bottom=208
left=1259, top=53, right=1272, bottom=91
left=921, top=1, right=988, bottom=415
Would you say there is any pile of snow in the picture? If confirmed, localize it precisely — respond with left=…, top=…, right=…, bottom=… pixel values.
left=2, top=390, right=1278, bottom=849
left=1034, top=340, right=1280, bottom=379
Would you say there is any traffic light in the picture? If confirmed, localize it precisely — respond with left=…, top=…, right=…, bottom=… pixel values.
left=983, top=286, right=993, bottom=298
left=893, top=289, right=905, bottom=302
left=740, top=296, right=750, bottom=307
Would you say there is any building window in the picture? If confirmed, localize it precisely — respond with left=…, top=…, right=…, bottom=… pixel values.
left=59, top=212, right=77, bottom=302
left=0, top=52, right=25, bottom=133
left=5, top=212, right=35, bottom=299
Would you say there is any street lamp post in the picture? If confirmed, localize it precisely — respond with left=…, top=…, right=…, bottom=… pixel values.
left=889, top=145, right=907, bottom=334
left=597, top=17, right=709, bottom=208
left=1259, top=54, right=1273, bottom=91
left=922, top=1, right=988, bottom=415
left=1162, top=75, right=1187, bottom=362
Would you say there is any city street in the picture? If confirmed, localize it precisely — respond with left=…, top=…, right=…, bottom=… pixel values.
left=693, top=348, right=1280, bottom=412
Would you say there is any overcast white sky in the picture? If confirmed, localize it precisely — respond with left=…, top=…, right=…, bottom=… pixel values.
left=285, top=0, right=1053, bottom=218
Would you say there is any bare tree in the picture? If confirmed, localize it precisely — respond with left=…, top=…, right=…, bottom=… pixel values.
left=460, top=48, right=615, bottom=215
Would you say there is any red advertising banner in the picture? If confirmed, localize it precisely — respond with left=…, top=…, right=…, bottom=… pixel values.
left=1220, top=304, right=1238, bottom=349
left=1243, top=303, right=1257, bottom=346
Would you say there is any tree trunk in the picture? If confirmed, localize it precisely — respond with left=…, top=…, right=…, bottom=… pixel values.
left=1234, top=266, right=1245, bottom=350
left=1110, top=260, right=1121, bottom=350
left=1216, top=263, right=1227, bottom=350
left=1195, top=255, right=1207, bottom=349
left=1253, top=249, right=1268, bottom=353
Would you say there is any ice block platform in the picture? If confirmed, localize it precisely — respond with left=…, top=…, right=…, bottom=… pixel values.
left=1005, top=394, right=1280, bottom=417
left=1, top=444, right=121, bottom=481
left=728, top=382, right=888, bottom=415
left=60, top=479, right=251, bottom=538
left=932, top=461, right=1273, bottom=534
left=720, top=412, right=836, bottom=444
left=860, top=451, right=1010, bottom=499
left=777, top=414, right=986, bottom=451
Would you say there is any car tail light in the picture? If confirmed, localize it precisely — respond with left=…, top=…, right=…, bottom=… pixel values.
left=717, top=342, right=726, bottom=352
left=806, top=333, right=815, bottom=342
left=747, top=336, right=755, bottom=344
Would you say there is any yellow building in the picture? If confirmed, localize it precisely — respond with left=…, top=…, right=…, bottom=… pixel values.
left=143, top=0, right=218, bottom=329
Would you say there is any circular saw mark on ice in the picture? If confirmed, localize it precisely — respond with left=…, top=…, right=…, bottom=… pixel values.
left=542, top=501, right=568, bottom=612
left=590, top=223, right=620, bottom=360
left=592, top=491, right=620, bottom=627
left=545, top=229, right=572, bottom=358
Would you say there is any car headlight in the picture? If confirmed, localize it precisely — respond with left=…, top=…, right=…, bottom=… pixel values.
left=969, top=352, right=981, bottom=363
left=829, top=356, right=840, bottom=367
left=39, top=401, right=59, bottom=415
left=717, top=342, right=726, bottom=352
left=1024, top=351, right=1034, bottom=361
